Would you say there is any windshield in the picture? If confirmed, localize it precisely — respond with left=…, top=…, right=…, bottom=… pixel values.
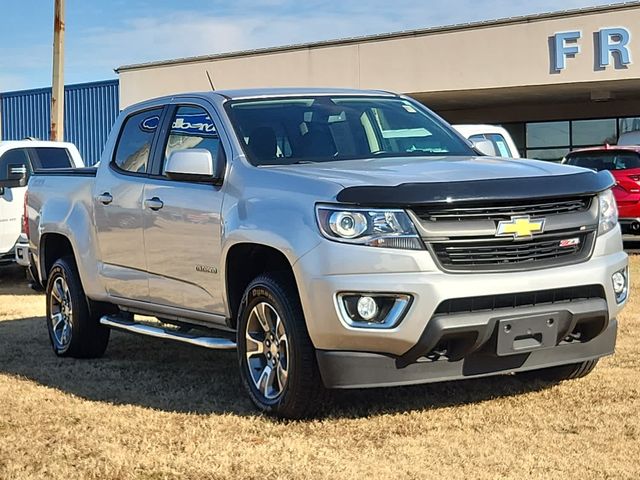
left=565, top=151, right=640, bottom=171
left=226, top=96, right=474, bottom=166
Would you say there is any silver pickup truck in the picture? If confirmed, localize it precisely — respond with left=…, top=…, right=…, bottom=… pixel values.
left=16, top=88, right=628, bottom=418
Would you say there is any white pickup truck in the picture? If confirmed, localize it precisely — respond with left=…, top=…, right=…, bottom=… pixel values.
left=0, top=141, right=83, bottom=267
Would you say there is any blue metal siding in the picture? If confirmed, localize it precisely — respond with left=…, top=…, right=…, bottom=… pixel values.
left=0, top=80, right=119, bottom=165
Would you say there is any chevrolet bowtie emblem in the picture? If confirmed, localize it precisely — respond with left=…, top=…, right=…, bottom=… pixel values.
left=496, top=215, right=545, bottom=239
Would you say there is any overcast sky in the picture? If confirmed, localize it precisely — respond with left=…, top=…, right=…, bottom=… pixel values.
left=0, top=0, right=624, bottom=91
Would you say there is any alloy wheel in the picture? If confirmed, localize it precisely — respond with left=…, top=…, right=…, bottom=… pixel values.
left=49, top=275, right=73, bottom=350
left=245, top=302, right=290, bottom=400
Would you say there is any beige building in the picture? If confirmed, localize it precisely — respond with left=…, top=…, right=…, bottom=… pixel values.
left=117, top=3, right=640, bottom=161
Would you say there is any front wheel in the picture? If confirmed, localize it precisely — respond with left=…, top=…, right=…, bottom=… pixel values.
left=518, top=359, right=599, bottom=382
left=237, top=273, right=325, bottom=418
left=46, top=256, right=110, bottom=358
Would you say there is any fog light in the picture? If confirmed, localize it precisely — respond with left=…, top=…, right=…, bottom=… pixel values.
left=357, top=296, right=378, bottom=321
left=612, top=272, right=625, bottom=294
left=337, top=293, right=412, bottom=329
left=612, top=268, right=628, bottom=304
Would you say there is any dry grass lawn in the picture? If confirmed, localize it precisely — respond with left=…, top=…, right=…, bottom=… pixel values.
left=0, top=260, right=639, bottom=480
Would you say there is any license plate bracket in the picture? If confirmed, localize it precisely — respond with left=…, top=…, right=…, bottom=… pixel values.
left=496, top=312, right=560, bottom=356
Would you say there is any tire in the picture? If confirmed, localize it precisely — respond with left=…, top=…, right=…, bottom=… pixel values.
left=237, top=272, right=326, bottom=418
left=45, top=256, right=110, bottom=358
left=518, top=359, right=599, bottom=382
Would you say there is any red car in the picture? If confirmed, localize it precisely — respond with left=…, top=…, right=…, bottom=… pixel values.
left=564, top=145, right=640, bottom=234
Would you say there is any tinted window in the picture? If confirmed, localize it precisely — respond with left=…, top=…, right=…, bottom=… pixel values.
left=29, top=147, right=72, bottom=169
left=572, top=119, right=617, bottom=147
left=163, top=105, right=222, bottom=175
left=527, top=121, right=570, bottom=148
left=565, top=151, right=640, bottom=171
left=113, top=108, right=162, bottom=174
left=0, top=149, right=31, bottom=177
left=227, top=97, right=473, bottom=166
left=619, top=117, right=640, bottom=135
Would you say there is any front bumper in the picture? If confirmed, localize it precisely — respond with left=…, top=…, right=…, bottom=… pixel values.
left=317, top=318, right=617, bottom=389
left=14, top=234, right=30, bottom=267
left=293, top=227, right=627, bottom=388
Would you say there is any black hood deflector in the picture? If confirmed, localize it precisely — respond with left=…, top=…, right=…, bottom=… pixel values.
left=336, top=170, right=615, bottom=207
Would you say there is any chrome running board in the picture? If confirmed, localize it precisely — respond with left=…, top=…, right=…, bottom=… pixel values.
left=100, top=315, right=237, bottom=350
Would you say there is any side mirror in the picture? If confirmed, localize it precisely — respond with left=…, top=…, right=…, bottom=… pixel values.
left=0, top=163, right=28, bottom=188
left=165, top=149, right=224, bottom=184
left=472, top=139, right=498, bottom=157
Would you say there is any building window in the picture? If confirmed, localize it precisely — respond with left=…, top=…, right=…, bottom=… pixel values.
left=619, top=117, right=640, bottom=135
left=503, top=115, right=640, bottom=162
left=526, top=121, right=570, bottom=148
left=525, top=148, right=571, bottom=162
left=572, top=119, right=617, bottom=146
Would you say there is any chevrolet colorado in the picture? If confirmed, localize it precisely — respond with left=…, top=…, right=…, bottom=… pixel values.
left=15, top=89, right=628, bottom=418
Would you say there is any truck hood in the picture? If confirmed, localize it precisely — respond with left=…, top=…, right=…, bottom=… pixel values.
left=266, top=155, right=585, bottom=188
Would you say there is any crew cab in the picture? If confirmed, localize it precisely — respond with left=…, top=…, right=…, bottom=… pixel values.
left=0, top=141, right=83, bottom=267
left=564, top=146, right=640, bottom=234
left=15, top=89, right=628, bottom=418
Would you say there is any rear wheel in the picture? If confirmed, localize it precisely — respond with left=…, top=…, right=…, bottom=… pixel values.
left=46, top=256, right=111, bottom=358
left=237, top=272, right=325, bottom=418
left=518, top=359, right=599, bottom=382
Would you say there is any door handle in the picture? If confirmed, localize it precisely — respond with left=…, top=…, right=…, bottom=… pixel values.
left=144, top=197, right=164, bottom=211
left=97, top=192, right=113, bottom=205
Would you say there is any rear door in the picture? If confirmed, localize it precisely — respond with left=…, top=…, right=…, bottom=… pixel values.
left=0, top=148, right=30, bottom=255
left=141, top=102, right=227, bottom=319
left=93, top=107, right=165, bottom=300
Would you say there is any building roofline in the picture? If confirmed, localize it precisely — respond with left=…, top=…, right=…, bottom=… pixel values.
left=116, top=2, right=640, bottom=73
left=0, top=79, right=118, bottom=98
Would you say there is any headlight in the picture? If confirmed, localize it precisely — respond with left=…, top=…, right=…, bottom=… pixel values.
left=316, top=205, right=423, bottom=250
left=598, top=189, right=618, bottom=236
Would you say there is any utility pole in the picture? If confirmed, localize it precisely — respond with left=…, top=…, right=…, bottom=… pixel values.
left=50, top=0, right=65, bottom=141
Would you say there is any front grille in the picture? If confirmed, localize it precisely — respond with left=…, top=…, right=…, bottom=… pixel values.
left=414, top=197, right=591, bottom=222
left=435, top=284, right=606, bottom=316
left=430, top=228, right=595, bottom=271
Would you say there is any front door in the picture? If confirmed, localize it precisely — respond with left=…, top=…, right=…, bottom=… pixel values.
left=93, top=107, right=164, bottom=300
left=142, top=104, right=226, bottom=319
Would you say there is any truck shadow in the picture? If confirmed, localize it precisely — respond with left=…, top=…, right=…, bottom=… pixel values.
left=0, top=316, right=558, bottom=419
left=0, top=265, right=40, bottom=296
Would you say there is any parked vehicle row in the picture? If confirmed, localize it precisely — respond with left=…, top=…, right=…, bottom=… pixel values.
left=0, top=88, right=627, bottom=418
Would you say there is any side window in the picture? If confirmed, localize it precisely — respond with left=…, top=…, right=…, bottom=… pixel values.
left=469, top=133, right=512, bottom=158
left=163, top=105, right=222, bottom=175
left=113, top=108, right=162, bottom=174
left=29, top=147, right=73, bottom=169
left=0, top=148, right=31, bottom=177
left=486, top=134, right=512, bottom=157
